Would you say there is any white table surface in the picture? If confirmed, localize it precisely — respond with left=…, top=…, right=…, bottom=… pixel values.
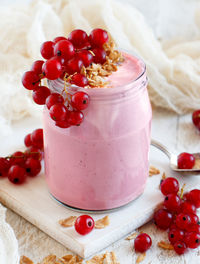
left=2, top=108, right=200, bottom=263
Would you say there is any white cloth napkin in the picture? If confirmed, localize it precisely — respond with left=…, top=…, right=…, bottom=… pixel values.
left=0, top=0, right=200, bottom=135
left=0, top=203, right=19, bottom=264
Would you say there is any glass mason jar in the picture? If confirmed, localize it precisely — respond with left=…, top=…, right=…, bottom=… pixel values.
left=43, top=53, right=152, bottom=211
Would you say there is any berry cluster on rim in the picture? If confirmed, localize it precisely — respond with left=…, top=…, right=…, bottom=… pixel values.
left=153, top=177, right=200, bottom=255
left=0, top=129, right=44, bottom=184
left=21, top=29, right=112, bottom=128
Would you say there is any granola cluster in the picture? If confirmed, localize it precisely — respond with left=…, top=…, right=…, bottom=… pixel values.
left=20, top=251, right=119, bottom=264
left=79, top=39, right=124, bottom=88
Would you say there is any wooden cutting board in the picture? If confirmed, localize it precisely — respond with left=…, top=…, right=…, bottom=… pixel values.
left=0, top=116, right=199, bottom=258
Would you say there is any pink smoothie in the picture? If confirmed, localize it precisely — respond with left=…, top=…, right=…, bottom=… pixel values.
left=43, top=52, right=152, bottom=210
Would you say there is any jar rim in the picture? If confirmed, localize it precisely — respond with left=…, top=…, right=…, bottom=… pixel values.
left=48, top=50, right=147, bottom=98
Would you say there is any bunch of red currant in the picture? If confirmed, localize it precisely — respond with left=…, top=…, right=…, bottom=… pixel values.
left=153, top=177, right=200, bottom=255
left=22, top=28, right=109, bottom=128
left=0, top=129, right=43, bottom=184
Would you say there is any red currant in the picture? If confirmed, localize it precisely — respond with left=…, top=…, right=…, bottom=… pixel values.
left=40, top=41, right=54, bottom=59
left=164, top=194, right=181, bottom=212
left=10, top=151, right=25, bottom=166
left=154, top=209, right=173, bottom=230
left=176, top=213, right=191, bottom=230
left=76, top=50, right=93, bottom=67
left=68, top=110, right=84, bottom=126
left=184, top=232, right=200, bottom=248
left=46, top=93, right=64, bottom=110
left=32, top=86, right=51, bottom=105
left=25, top=158, right=41, bottom=177
left=173, top=241, right=187, bottom=255
left=24, top=133, right=33, bottom=148
left=192, top=109, right=200, bottom=131
left=92, top=48, right=106, bottom=64
left=65, top=57, right=83, bottom=75
left=68, top=29, right=89, bottom=49
left=134, top=233, right=152, bottom=253
left=89, top=28, right=108, bottom=48
left=50, top=104, right=68, bottom=122
left=160, top=177, right=179, bottom=195
left=22, top=71, right=40, bottom=90
left=25, top=147, right=43, bottom=161
left=185, top=189, right=200, bottom=208
left=31, top=60, right=44, bottom=75
left=0, top=158, right=10, bottom=177
left=31, top=129, right=43, bottom=149
left=8, top=165, right=27, bottom=184
left=71, top=91, right=90, bottom=110
left=177, top=152, right=195, bottom=169
left=180, top=201, right=196, bottom=214
left=54, top=40, right=75, bottom=60
left=74, top=215, right=94, bottom=235
left=55, top=120, right=71, bottom=128
left=188, top=214, right=199, bottom=225
left=42, top=57, right=62, bottom=80
left=187, top=224, right=200, bottom=233
left=53, top=36, right=67, bottom=43
left=71, top=74, right=88, bottom=87
left=168, top=228, right=185, bottom=244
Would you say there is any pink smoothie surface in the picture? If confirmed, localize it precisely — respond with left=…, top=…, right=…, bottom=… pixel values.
left=43, top=52, right=152, bottom=210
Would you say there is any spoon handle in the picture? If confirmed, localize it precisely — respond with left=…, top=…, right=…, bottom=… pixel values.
left=151, top=139, right=171, bottom=159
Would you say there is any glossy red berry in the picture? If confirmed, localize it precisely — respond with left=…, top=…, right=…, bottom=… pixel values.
left=25, top=157, right=41, bottom=177
left=53, top=36, right=67, bottom=43
left=46, top=93, right=64, bottom=110
left=187, top=224, right=200, bottom=233
left=32, top=86, right=51, bottom=105
left=134, top=233, right=152, bottom=253
left=40, top=41, right=54, bottom=59
left=68, top=29, right=89, bottom=49
left=92, top=48, right=106, bottom=64
left=185, top=189, right=200, bottom=208
left=22, top=71, right=40, bottom=90
left=168, top=229, right=185, bottom=244
left=31, top=129, right=43, bottom=149
left=188, top=214, right=199, bottom=225
left=154, top=209, right=173, bottom=230
left=71, top=74, right=88, bottom=87
left=8, top=165, right=27, bottom=184
left=160, top=177, right=179, bottom=195
left=176, top=213, right=191, bottom=230
left=173, top=241, right=187, bottom=255
left=71, top=91, right=90, bottom=110
left=0, top=158, right=10, bottom=177
left=42, top=57, right=62, bottom=80
left=55, top=120, right=71, bottom=128
left=184, top=232, right=200, bottom=248
left=89, top=28, right=109, bottom=48
left=164, top=194, right=181, bottom=212
left=54, top=40, right=75, bottom=60
left=50, top=104, right=68, bottom=122
left=24, top=133, right=33, bottom=148
left=68, top=110, right=84, bottom=126
left=180, top=201, right=197, bottom=214
left=192, top=109, right=200, bottom=131
left=25, top=147, right=43, bottom=161
left=31, top=60, right=44, bottom=75
left=177, top=152, right=195, bottom=169
left=74, top=215, right=94, bottom=235
left=76, top=50, right=93, bottom=67
left=10, top=151, right=25, bottom=166
left=65, top=57, right=83, bottom=75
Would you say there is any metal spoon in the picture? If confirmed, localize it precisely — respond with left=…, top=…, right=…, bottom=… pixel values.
left=151, top=139, right=200, bottom=172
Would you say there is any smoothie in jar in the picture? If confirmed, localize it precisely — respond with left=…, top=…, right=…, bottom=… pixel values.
left=43, top=29, right=152, bottom=210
